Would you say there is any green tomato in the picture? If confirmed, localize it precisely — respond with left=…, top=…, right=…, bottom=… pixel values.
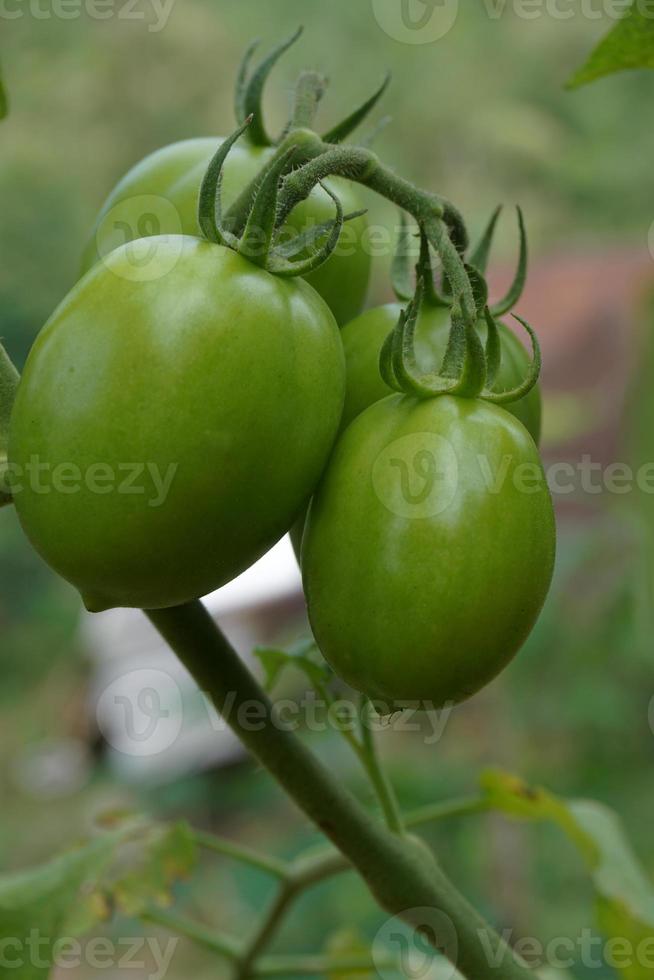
left=81, top=138, right=371, bottom=327
left=341, top=303, right=542, bottom=442
left=10, top=237, right=345, bottom=612
left=302, top=394, right=555, bottom=708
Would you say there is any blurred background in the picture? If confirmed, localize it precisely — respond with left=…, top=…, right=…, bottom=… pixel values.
left=2, top=1, right=654, bottom=977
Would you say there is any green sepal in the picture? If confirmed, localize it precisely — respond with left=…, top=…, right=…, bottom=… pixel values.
left=358, top=114, right=392, bottom=150
left=234, top=39, right=261, bottom=125
left=240, top=146, right=297, bottom=266
left=483, top=307, right=502, bottom=390
left=197, top=116, right=253, bottom=247
left=379, top=324, right=403, bottom=392
left=272, top=208, right=367, bottom=261
left=0, top=342, right=19, bottom=507
left=468, top=205, right=502, bottom=275
left=268, top=182, right=347, bottom=278
left=322, top=72, right=391, bottom=145
left=482, top=313, right=541, bottom=407
left=240, top=27, right=304, bottom=147
left=490, top=206, right=527, bottom=317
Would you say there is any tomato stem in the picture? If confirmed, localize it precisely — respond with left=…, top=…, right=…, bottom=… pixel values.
left=147, top=600, right=535, bottom=980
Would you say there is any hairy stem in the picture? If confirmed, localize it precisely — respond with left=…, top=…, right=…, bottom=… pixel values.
left=147, top=601, right=533, bottom=980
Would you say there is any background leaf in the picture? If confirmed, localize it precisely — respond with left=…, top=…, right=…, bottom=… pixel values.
left=0, top=833, right=124, bottom=980
left=568, top=0, right=654, bottom=88
left=482, top=771, right=654, bottom=978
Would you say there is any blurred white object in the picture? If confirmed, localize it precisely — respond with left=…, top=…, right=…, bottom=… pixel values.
left=11, top=738, right=92, bottom=800
left=82, top=537, right=303, bottom=784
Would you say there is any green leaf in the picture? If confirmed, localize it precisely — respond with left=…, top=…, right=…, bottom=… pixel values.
left=0, top=834, right=124, bottom=980
left=113, top=822, right=197, bottom=917
left=567, top=0, right=654, bottom=89
left=254, top=637, right=331, bottom=691
left=482, top=770, right=654, bottom=979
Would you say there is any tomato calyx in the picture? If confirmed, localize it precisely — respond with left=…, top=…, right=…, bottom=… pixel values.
left=379, top=217, right=541, bottom=404
left=0, top=342, right=19, bottom=508
left=197, top=117, right=366, bottom=276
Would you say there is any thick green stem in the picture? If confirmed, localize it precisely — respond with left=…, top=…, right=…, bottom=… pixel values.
left=147, top=601, right=533, bottom=980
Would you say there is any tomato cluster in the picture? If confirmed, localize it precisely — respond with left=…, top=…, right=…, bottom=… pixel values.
left=4, top=35, right=555, bottom=708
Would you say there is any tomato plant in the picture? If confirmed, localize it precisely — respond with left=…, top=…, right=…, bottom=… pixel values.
left=0, top=31, right=579, bottom=980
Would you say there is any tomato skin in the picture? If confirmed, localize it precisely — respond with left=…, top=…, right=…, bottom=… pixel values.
left=302, top=395, right=555, bottom=708
left=10, top=237, right=345, bottom=611
left=81, top=138, right=371, bottom=327
left=340, top=303, right=542, bottom=442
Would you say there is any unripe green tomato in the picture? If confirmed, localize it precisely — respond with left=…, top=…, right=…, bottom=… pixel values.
left=80, top=138, right=371, bottom=327
left=302, top=394, right=555, bottom=709
left=10, top=237, right=345, bottom=612
left=341, top=303, right=542, bottom=441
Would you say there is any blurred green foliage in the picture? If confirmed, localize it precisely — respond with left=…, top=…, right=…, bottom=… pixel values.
left=1, top=3, right=654, bottom=978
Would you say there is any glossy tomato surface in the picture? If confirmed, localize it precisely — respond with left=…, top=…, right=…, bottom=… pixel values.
left=303, top=394, right=555, bottom=708
left=81, top=138, right=371, bottom=327
left=340, top=303, right=542, bottom=441
left=11, top=237, right=345, bottom=611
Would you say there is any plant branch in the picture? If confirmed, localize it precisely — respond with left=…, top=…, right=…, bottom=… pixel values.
left=192, top=829, right=289, bottom=880
left=358, top=696, right=404, bottom=835
left=142, top=907, right=242, bottom=961
left=255, top=952, right=395, bottom=977
left=147, top=601, right=534, bottom=980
